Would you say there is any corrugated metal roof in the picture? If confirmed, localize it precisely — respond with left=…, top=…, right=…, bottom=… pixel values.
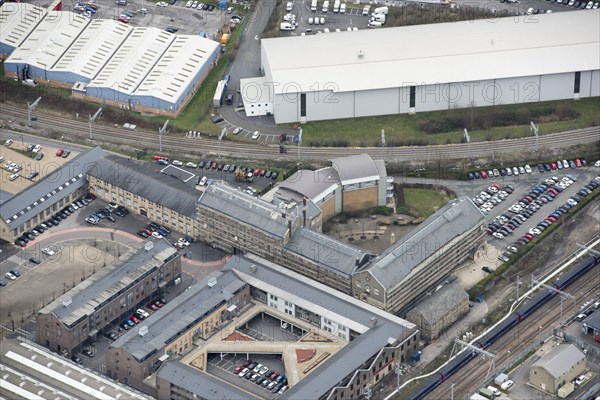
left=198, top=181, right=297, bottom=240
left=582, top=312, right=599, bottom=331
left=52, top=19, right=132, bottom=80
left=0, top=3, right=47, bottom=50
left=6, top=10, right=89, bottom=69
left=111, top=271, right=246, bottom=361
left=531, top=344, right=585, bottom=378
left=363, top=197, right=485, bottom=291
left=135, top=35, right=219, bottom=104
left=262, top=11, right=600, bottom=94
left=0, top=147, right=106, bottom=230
left=89, top=27, right=175, bottom=95
left=330, top=154, right=380, bottom=185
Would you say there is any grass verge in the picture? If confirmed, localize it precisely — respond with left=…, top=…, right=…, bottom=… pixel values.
left=402, top=188, right=455, bottom=218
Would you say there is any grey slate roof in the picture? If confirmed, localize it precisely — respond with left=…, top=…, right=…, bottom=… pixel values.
left=0, top=147, right=105, bottom=230
left=88, top=155, right=199, bottom=218
left=39, top=240, right=177, bottom=327
left=0, top=188, right=13, bottom=204
left=362, top=197, right=485, bottom=291
left=409, top=281, right=468, bottom=324
left=531, top=343, right=585, bottom=378
left=226, top=254, right=417, bottom=400
left=278, top=167, right=340, bottom=200
left=110, top=271, right=246, bottom=362
left=330, top=154, right=380, bottom=185
left=284, top=227, right=371, bottom=277
left=157, top=361, right=253, bottom=400
left=198, top=181, right=298, bottom=240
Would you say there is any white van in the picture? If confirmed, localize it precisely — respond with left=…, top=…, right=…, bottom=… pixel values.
left=500, top=380, right=513, bottom=391
left=311, top=0, right=317, bottom=11
left=486, top=386, right=501, bottom=397
left=362, top=5, right=370, bottom=15
left=367, top=20, right=381, bottom=28
left=340, top=3, right=346, bottom=13
left=372, top=6, right=388, bottom=15
left=370, top=13, right=385, bottom=23
left=322, top=0, right=329, bottom=12
left=280, top=22, right=295, bottom=31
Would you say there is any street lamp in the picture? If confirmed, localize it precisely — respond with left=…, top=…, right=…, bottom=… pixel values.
left=394, top=364, right=402, bottom=392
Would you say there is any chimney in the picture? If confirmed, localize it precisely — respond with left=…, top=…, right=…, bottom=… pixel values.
left=355, top=257, right=360, bottom=266
left=303, top=209, right=306, bottom=227
left=282, top=212, right=286, bottom=219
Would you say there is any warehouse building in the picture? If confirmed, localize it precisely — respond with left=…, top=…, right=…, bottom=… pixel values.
left=0, top=3, right=47, bottom=58
left=87, top=156, right=199, bottom=237
left=106, top=271, right=250, bottom=389
left=0, top=147, right=105, bottom=242
left=4, top=10, right=90, bottom=82
left=154, top=254, right=419, bottom=400
left=36, top=240, right=181, bottom=357
left=405, top=281, right=469, bottom=343
left=353, top=197, right=485, bottom=315
left=529, top=343, right=586, bottom=394
left=247, top=10, right=600, bottom=123
left=276, top=154, right=389, bottom=221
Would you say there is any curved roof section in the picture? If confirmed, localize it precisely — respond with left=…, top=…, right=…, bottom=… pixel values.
left=89, top=27, right=175, bottom=95
left=278, top=167, right=340, bottom=202
left=6, top=11, right=89, bottom=69
left=135, top=35, right=219, bottom=104
left=330, top=153, right=380, bottom=185
left=0, top=3, right=47, bottom=51
left=262, top=10, right=600, bottom=94
left=52, top=19, right=132, bottom=80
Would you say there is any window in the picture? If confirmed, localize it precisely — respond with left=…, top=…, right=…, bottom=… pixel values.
left=409, top=86, right=416, bottom=108
left=300, top=93, right=306, bottom=117
left=574, top=71, right=581, bottom=94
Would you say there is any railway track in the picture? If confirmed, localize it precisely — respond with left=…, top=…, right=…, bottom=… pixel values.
left=1, top=103, right=599, bottom=162
left=425, top=265, right=600, bottom=400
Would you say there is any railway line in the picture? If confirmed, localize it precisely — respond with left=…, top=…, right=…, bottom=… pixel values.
left=425, top=263, right=600, bottom=400
left=1, top=103, right=599, bottom=162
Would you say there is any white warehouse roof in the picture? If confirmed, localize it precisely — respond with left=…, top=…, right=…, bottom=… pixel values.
left=0, top=3, right=47, bottom=51
left=6, top=11, right=89, bottom=70
left=89, top=27, right=175, bottom=95
left=52, top=19, right=132, bottom=81
left=135, top=35, right=219, bottom=103
left=262, top=10, right=600, bottom=94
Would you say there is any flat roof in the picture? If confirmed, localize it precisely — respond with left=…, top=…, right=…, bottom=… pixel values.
left=39, top=240, right=177, bottom=327
left=198, top=181, right=298, bottom=240
left=226, top=254, right=416, bottom=400
left=240, top=76, right=275, bottom=104
left=284, top=227, right=370, bottom=277
left=52, top=19, right=132, bottom=80
left=6, top=10, right=89, bottom=70
left=363, top=197, right=485, bottom=291
left=0, top=3, right=47, bottom=51
left=330, top=154, right=381, bottom=185
left=88, top=155, right=200, bottom=218
left=278, top=167, right=340, bottom=203
left=111, top=271, right=246, bottom=362
left=89, top=27, right=175, bottom=95
left=0, top=147, right=106, bottom=230
left=135, top=35, right=219, bottom=104
left=261, top=11, right=600, bottom=94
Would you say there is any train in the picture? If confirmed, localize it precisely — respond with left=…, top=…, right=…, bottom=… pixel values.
left=405, top=254, right=600, bottom=400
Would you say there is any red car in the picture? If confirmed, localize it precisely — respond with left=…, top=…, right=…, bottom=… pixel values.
left=575, top=159, right=582, bottom=167
left=480, top=170, right=488, bottom=179
left=234, top=366, right=243, bottom=374
left=211, top=162, right=218, bottom=169
left=142, top=228, right=152, bottom=235
left=550, top=162, right=557, bottom=170
left=242, top=359, right=252, bottom=367
left=116, top=16, right=129, bottom=23
left=129, top=315, right=140, bottom=324
left=147, top=302, right=159, bottom=311
left=153, top=155, right=169, bottom=161
left=155, top=300, right=164, bottom=308
left=56, top=149, right=64, bottom=157
left=545, top=216, right=556, bottom=223
left=253, top=169, right=261, bottom=176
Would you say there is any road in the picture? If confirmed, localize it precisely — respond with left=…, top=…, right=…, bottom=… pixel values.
left=1, top=103, right=599, bottom=162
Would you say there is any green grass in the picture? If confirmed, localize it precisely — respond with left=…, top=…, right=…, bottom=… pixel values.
left=282, top=98, right=600, bottom=147
left=402, top=188, right=454, bottom=219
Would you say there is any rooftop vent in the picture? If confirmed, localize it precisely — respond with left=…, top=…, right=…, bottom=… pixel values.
left=369, top=317, right=377, bottom=327
left=139, top=326, right=149, bottom=337
left=208, top=277, right=217, bottom=288
left=250, top=264, right=257, bottom=273
left=62, top=297, right=72, bottom=307
left=358, top=50, right=364, bottom=59
left=144, top=241, right=154, bottom=252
